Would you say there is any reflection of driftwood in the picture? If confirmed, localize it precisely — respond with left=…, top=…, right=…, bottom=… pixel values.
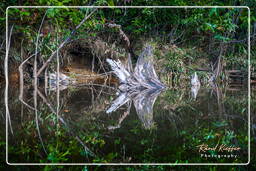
left=48, top=72, right=72, bottom=91
left=107, top=88, right=163, bottom=129
left=210, top=84, right=225, bottom=116
left=5, top=25, right=14, bottom=134
left=190, top=72, right=200, bottom=99
left=19, top=54, right=36, bottom=110
left=108, top=101, right=131, bottom=130
left=133, top=88, right=163, bottom=129
left=191, top=72, right=200, bottom=86
left=191, top=85, right=200, bottom=99
left=106, top=92, right=131, bottom=113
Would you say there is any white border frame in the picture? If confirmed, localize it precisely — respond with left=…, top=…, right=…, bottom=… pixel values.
left=5, top=6, right=251, bottom=166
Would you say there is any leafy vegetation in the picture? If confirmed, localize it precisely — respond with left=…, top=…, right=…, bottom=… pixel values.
left=1, top=4, right=254, bottom=82
left=0, top=0, right=255, bottom=170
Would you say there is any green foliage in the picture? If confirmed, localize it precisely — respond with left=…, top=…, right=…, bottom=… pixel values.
left=1, top=0, right=254, bottom=167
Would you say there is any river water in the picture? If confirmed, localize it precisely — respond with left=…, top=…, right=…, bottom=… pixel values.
left=1, top=83, right=249, bottom=163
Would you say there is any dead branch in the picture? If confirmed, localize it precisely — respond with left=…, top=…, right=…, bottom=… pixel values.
left=213, top=43, right=225, bottom=80
left=105, top=23, right=130, bottom=48
left=5, top=25, right=14, bottom=135
left=37, top=89, right=55, bottom=112
left=108, top=101, right=131, bottom=130
left=34, top=87, right=48, bottom=155
left=90, top=38, right=127, bottom=61
left=43, top=59, right=48, bottom=96
left=31, top=11, right=49, bottom=154
left=56, top=25, right=60, bottom=131
left=18, top=54, right=36, bottom=110
left=0, top=39, right=5, bottom=50
left=37, top=89, right=95, bottom=157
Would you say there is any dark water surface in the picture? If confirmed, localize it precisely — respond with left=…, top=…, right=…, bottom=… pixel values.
left=2, top=84, right=249, bottom=163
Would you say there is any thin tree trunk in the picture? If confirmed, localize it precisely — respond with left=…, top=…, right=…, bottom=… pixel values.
left=36, top=9, right=97, bottom=77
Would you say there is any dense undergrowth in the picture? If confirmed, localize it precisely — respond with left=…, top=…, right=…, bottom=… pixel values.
left=0, top=1, right=255, bottom=81
left=0, top=0, right=255, bottom=170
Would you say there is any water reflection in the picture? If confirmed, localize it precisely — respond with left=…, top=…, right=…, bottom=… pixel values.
left=3, top=83, right=249, bottom=163
left=107, top=88, right=164, bottom=129
left=191, top=85, right=200, bottom=99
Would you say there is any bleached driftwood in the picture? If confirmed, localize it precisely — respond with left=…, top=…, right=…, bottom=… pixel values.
left=106, top=45, right=165, bottom=92
left=106, top=45, right=166, bottom=129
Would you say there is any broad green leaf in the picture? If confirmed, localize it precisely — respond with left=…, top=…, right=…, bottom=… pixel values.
left=209, top=8, right=217, bottom=16
left=107, top=0, right=115, bottom=6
